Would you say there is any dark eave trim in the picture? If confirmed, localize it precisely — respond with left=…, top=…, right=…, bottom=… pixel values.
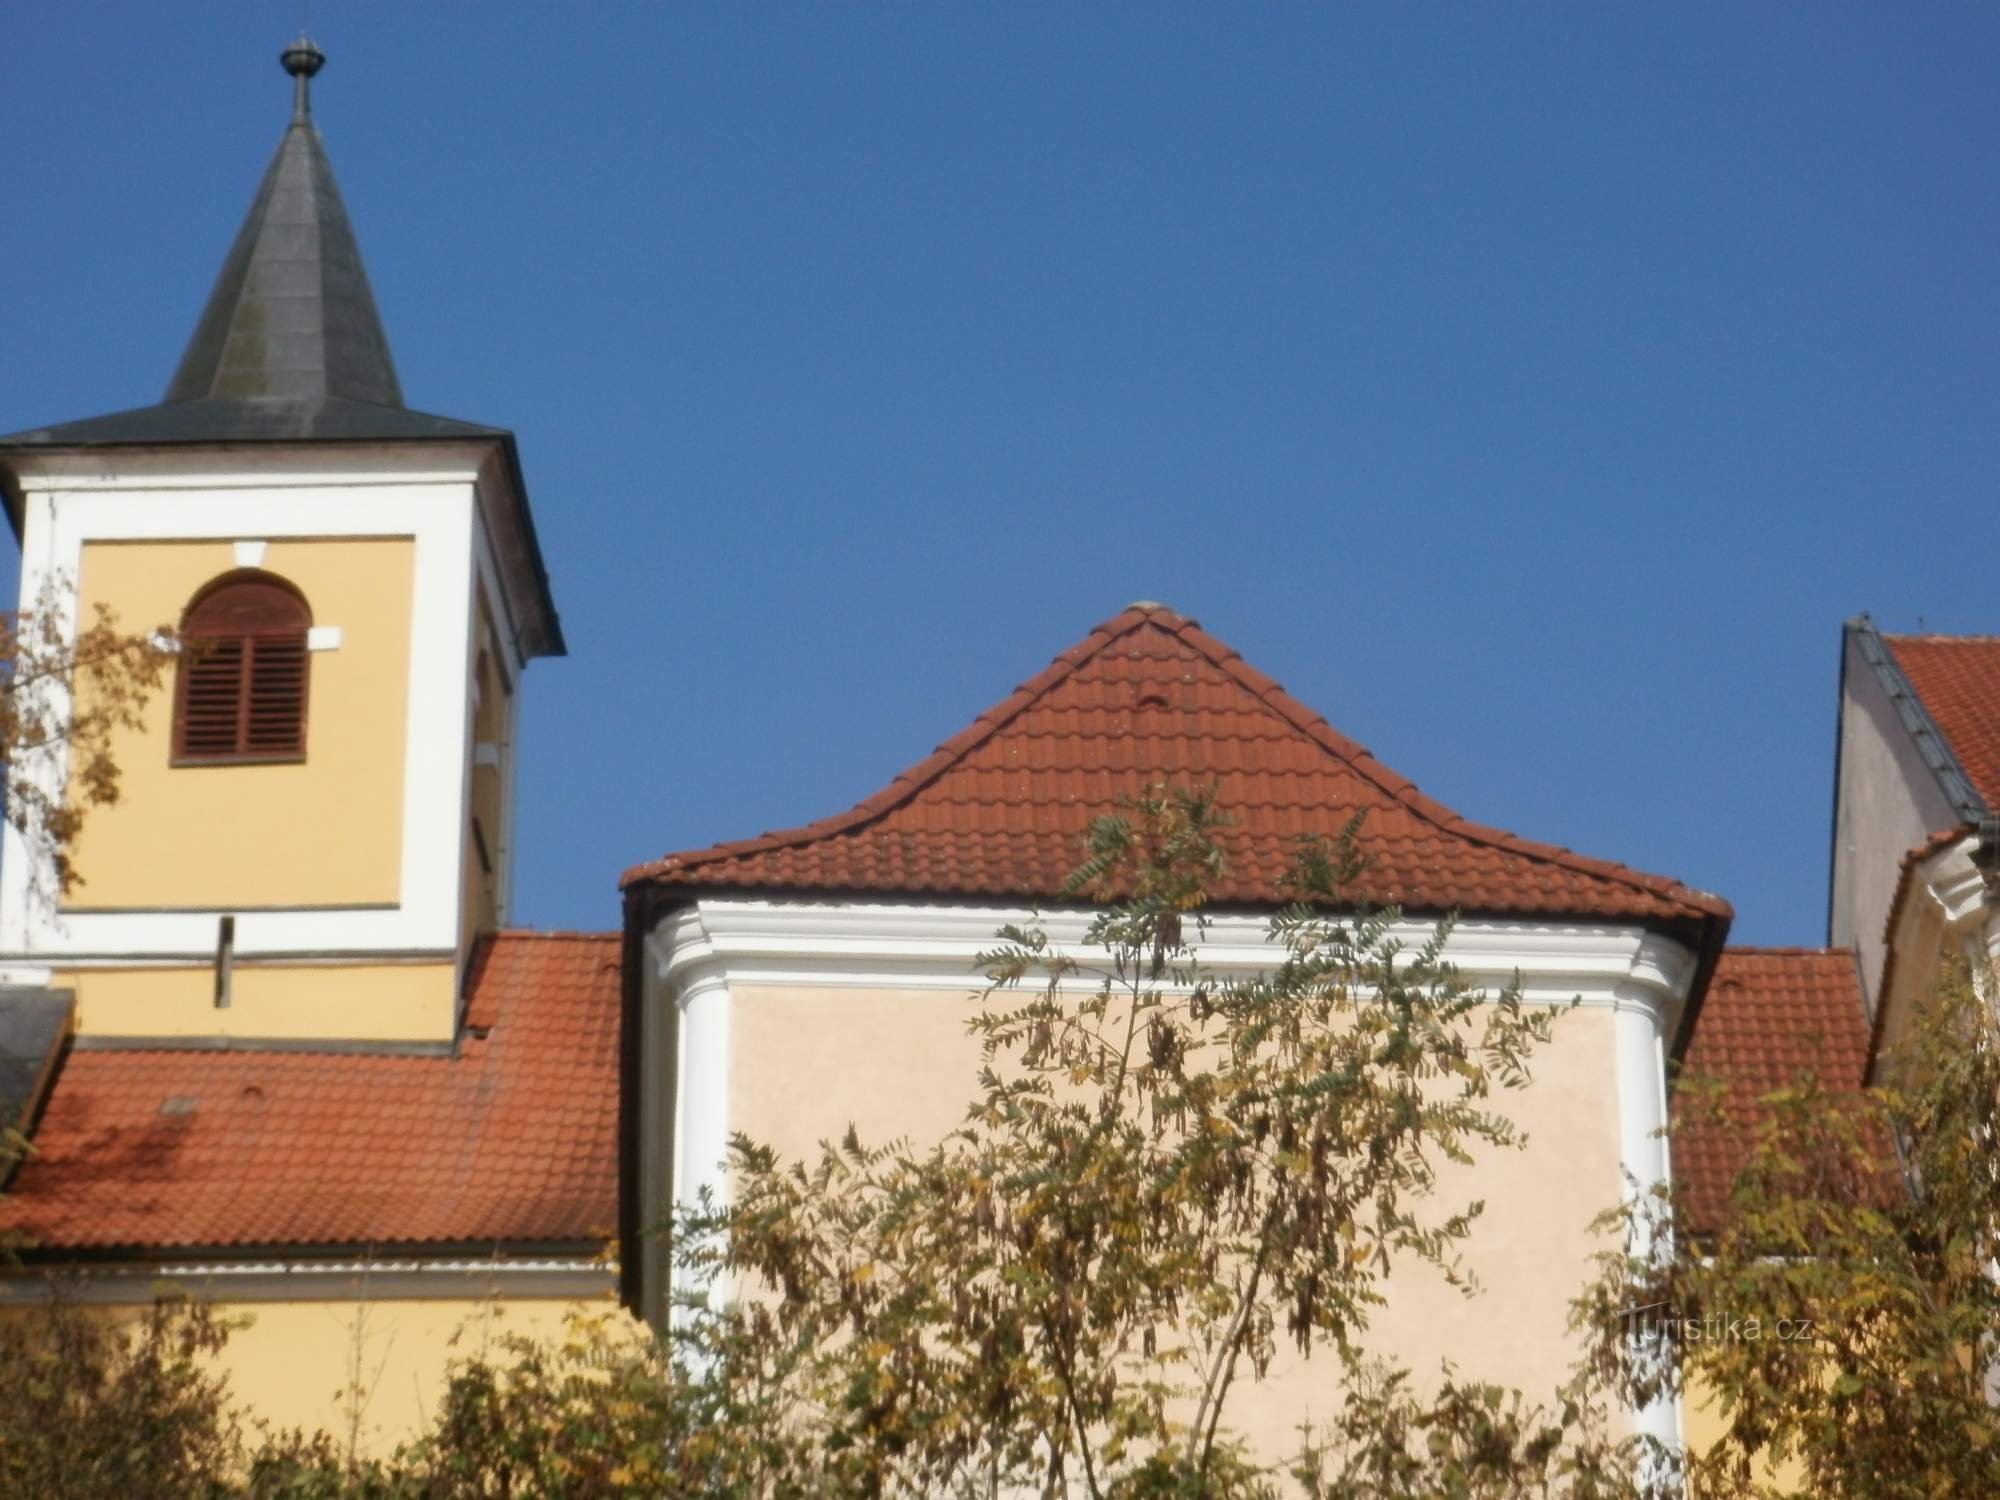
left=494, top=429, right=567, bottom=659
left=617, top=884, right=650, bottom=1313
left=1825, top=620, right=1852, bottom=948
left=68, top=1033, right=456, bottom=1058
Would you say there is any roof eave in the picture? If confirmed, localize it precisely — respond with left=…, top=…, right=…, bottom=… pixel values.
left=492, top=429, right=566, bottom=660
left=1664, top=907, right=1736, bottom=1068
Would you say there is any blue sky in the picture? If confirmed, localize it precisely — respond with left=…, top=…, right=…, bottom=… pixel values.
left=8, top=4, right=1998, bottom=944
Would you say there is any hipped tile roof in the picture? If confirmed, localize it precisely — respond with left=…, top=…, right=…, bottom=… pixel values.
left=1884, top=634, right=2000, bottom=809
left=625, top=605, right=1731, bottom=931
left=0, top=932, right=619, bottom=1254
left=1673, top=947, right=1872, bottom=1236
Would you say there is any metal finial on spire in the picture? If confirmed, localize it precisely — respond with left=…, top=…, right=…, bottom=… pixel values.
left=280, top=36, right=325, bottom=121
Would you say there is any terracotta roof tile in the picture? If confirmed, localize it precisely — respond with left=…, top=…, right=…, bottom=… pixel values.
left=0, top=932, right=619, bottom=1253
left=1674, top=947, right=1871, bottom=1236
left=1884, top=634, right=2000, bottom=808
left=625, top=605, right=1731, bottom=929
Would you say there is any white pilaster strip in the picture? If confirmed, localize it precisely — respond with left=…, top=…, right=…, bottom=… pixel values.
left=1614, top=984, right=1684, bottom=1459
left=675, top=969, right=734, bottom=1224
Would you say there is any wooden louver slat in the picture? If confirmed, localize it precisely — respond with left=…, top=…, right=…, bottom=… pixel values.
left=173, top=574, right=312, bottom=763
left=179, top=638, right=248, bottom=757
left=244, top=635, right=308, bottom=755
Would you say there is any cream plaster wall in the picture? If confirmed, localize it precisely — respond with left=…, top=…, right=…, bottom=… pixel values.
left=66, top=537, right=414, bottom=912
left=52, top=962, right=457, bottom=1043
left=725, top=981, right=1630, bottom=1454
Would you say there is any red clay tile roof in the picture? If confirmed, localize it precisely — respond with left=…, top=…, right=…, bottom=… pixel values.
left=0, top=932, right=619, bottom=1254
left=1885, top=634, right=2000, bottom=807
left=625, top=605, right=1731, bottom=930
left=1673, top=947, right=1872, bottom=1236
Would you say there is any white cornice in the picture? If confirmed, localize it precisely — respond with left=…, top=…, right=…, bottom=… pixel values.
left=0, top=1256, right=612, bottom=1305
left=648, top=898, right=1694, bottom=1024
left=1879, top=834, right=1996, bottom=1058
left=1887, top=833, right=1992, bottom=983
left=1917, top=834, right=1990, bottom=929
left=4, top=443, right=492, bottom=490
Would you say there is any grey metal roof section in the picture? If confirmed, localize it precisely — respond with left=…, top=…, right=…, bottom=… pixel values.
left=1847, top=614, right=1989, bottom=821
left=0, top=989, right=74, bottom=1138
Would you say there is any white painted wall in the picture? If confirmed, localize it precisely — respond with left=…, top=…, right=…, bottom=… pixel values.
left=0, top=444, right=495, bottom=964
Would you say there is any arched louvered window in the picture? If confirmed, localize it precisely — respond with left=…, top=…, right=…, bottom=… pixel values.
left=172, top=572, right=312, bottom=764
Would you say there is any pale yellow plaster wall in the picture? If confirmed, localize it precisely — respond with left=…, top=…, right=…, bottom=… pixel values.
left=67, top=538, right=415, bottom=911
left=52, top=963, right=458, bottom=1043
left=216, top=1296, right=612, bottom=1452
left=725, top=983, right=1631, bottom=1459
left=1684, top=1370, right=1804, bottom=1489
left=1, top=1293, right=621, bottom=1457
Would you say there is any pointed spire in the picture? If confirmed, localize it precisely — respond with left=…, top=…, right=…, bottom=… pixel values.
left=163, top=39, right=404, bottom=408
left=0, top=36, right=565, bottom=662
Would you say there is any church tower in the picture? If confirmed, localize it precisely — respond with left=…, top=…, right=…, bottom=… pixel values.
left=0, top=41, right=563, bottom=1047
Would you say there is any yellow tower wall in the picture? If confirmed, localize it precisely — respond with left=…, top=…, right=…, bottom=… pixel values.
left=50, top=962, right=458, bottom=1042
left=212, top=1295, right=613, bottom=1454
left=65, top=537, right=414, bottom=913
left=1683, top=1369, right=1808, bottom=1489
left=1, top=1289, right=625, bottom=1459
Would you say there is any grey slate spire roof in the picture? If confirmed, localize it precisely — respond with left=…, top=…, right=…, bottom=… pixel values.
left=0, top=38, right=502, bottom=449
left=165, top=37, right=402, bottom=408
